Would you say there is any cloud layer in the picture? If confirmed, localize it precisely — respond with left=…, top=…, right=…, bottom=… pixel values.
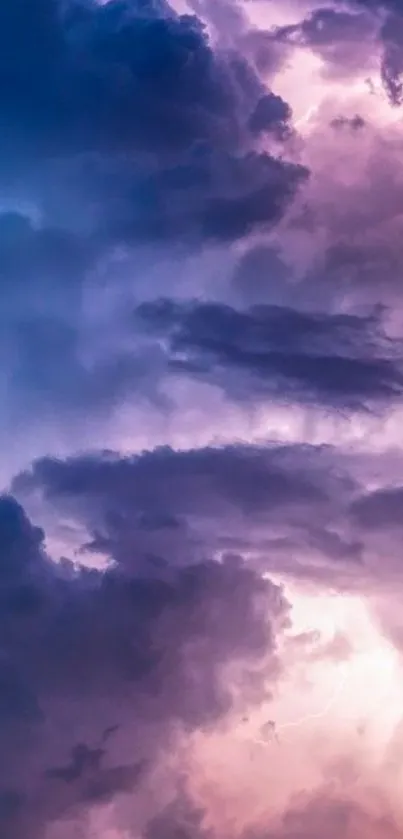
left=3, top=0, right=403, bottom=837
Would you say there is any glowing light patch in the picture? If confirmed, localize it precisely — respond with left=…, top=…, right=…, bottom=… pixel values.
left=245, top=583, right=403, bottom=750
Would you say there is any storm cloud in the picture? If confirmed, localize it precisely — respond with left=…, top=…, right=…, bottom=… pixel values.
left=0, top=493, right=288, bottom=838
left=134, top=298, right=403, bottom=410
left=3, top=1, right=403, bottom=838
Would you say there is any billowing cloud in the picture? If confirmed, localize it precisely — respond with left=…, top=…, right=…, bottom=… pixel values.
left=11, top=441, right=379, bottom=586
left=12, top=442, right=334, bottom=564
left=3, top=1, right=403, bottom=838
left=0, top=0, right=304, bottom=239
left=0, top=494, right=288, bottom=838
left=0, top=0, right=309, bottom=453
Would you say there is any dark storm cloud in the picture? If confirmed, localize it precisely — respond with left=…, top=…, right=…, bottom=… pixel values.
left=133, top=298, right=403, bottom=410
left=95, top=147, right=307, bottom=245
left=0, top=0, right=243, bottom=159
left=4, top=2, right=403, bottom=838
left=13, top=442, right=364, bottom=577
left=0, top=1, right=308, bottom=433
left=0, top=0, right=294, bottom=164
left=0, top=0, right=306, bottom=244
left=248, top=93, right=292, bottom=139
left=0, top=494, right=288, bottom=838
left=14, top=442, right=329, bottom=522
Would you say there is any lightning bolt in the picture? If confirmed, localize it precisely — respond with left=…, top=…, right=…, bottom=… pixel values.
left=251, top=595, right=350, bottom=747
left=250, top=663, right=348, bottom=747
left=250, top=594, right=399, bottom=749
left=276, top=662, right=348, bottom=741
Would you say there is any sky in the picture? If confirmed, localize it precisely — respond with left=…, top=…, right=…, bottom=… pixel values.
left=4, top=0, right=403, bottom=837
